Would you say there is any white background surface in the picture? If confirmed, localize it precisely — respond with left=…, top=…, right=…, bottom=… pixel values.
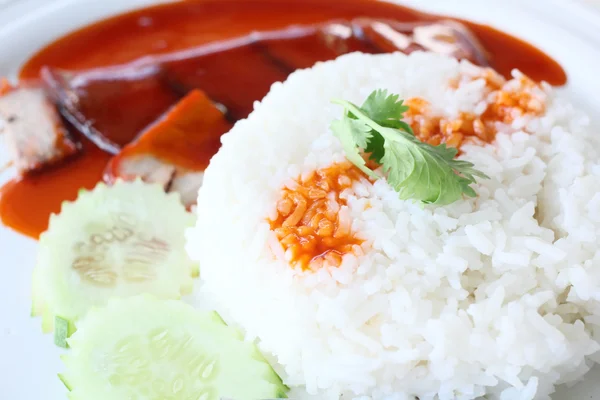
left=0, top=1, right=600, bottom=399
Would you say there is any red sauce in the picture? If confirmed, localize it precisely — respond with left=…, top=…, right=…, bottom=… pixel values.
left=270, top=162, right=365, bottom=271
left=0, top=140, right=108, bottom=238
left=403, top=72, right=545, bottom=150
left=1, top=0, right=566, bottom=239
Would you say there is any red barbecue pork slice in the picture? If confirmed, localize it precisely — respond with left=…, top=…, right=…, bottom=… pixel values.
left=259, top=18, right=489, bottom=70
left=41, top=65, right=181, bottom=154
left=104, top=89, right=232, bottom=207
left=351, top=18, right=489, bottom=66
left=0, top=82, right=80, bottom=175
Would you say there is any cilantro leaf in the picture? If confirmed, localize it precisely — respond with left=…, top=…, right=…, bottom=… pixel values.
left=330, top=116, right=378, bottom=178
left=347, top=89, right=414, bottom=164
left=360, top=89, right=411, bottom=129
left=364, top=131, right=385, bottom=162
left=330, top=90, right=489, bottom=205
left=331, top=116, right=372, bottom=149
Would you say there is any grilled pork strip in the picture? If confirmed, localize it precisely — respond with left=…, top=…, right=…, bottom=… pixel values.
left=0, top=86, right=80, bottom=174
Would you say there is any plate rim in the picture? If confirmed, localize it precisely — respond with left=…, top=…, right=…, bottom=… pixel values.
left=1, top=1, right=600, bottom=400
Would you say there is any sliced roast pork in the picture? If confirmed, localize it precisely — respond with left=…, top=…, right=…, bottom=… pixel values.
left=0, top=84, right=80, bottom=174
left=104, top=89, right=232, bottom=207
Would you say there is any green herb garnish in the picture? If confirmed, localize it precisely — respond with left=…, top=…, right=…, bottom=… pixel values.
left=331, top=89, right=488, bottom=205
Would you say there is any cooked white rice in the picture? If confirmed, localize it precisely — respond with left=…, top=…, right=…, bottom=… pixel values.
left=186, top=52, right=600, bottom=400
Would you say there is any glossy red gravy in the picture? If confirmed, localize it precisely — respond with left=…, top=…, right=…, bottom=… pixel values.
left=0, top=0, right=566, bottom=239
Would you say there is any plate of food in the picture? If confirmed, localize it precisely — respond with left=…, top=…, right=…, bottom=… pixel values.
left=1, top=0, right=600, bottom=399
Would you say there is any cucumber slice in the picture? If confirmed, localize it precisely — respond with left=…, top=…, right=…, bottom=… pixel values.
left=61, top=295, right=288, bottom=400
left=32, top=180, right=197, bottom=344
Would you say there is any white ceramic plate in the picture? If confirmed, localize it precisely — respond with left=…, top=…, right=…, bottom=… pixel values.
left=1, top=1, right=600, bottom=399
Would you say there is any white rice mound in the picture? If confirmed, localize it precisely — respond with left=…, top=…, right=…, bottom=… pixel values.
left=186, top=52, right=600, bottom=400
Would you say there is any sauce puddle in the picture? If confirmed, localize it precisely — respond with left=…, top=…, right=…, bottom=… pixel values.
left=0, top=141, right=108, bottom=239
left=0, top=0, right=566, bottom=238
